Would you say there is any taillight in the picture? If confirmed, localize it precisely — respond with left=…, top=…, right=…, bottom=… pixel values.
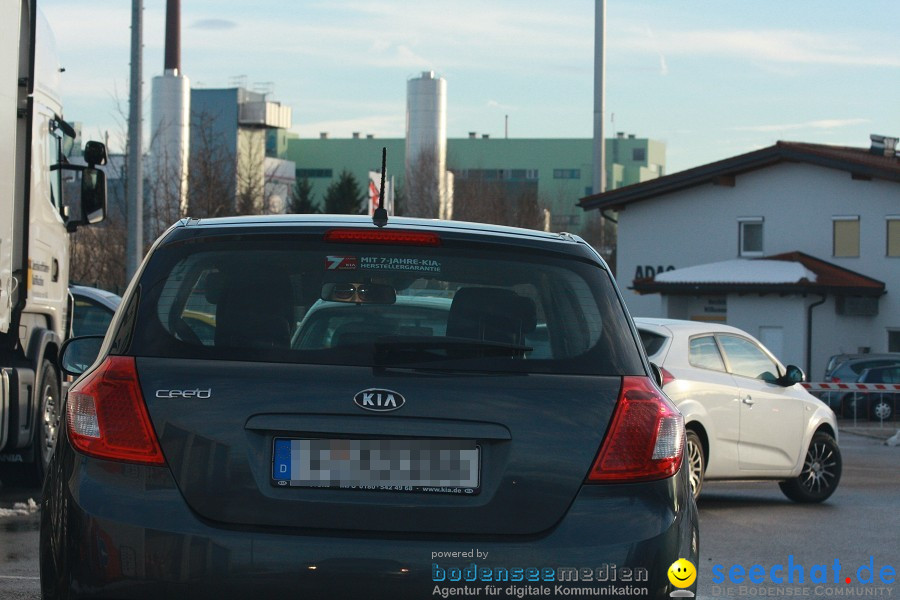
left=66, top=356, right=165, bottom=465
left=324, top=229, right=441, bottom=246
left=659, top=367, right=676, bottom=387
left=586, top=376, right=684, bottom=483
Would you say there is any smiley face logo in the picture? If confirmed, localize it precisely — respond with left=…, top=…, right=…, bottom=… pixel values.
left=667, top=559, right=696, bottom=588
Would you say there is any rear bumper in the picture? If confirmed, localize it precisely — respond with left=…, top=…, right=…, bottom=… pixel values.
left=41, top=440, right=698, bottom=600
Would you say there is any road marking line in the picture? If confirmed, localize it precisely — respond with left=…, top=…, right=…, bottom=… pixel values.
left=0, top=575, right=40, bottom=580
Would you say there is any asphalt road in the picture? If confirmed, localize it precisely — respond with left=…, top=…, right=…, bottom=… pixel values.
left=695, top=430, right=900, bottom=599
left=1, top=430, right=897, bottom=600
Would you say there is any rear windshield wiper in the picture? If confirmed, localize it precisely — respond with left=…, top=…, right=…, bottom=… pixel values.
left=373, top=335, right=533, bottom=358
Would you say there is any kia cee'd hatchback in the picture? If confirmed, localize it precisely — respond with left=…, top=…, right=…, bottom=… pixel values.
left=41, top=216, right=698, bottom=599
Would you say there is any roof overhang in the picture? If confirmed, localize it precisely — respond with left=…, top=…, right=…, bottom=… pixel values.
left=632, top=252, right=885, bottom=298
left=580, top=141, right=900, bottom=212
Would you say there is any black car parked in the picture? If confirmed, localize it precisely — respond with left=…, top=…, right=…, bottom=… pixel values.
left=41, top=215, right=698, bottom=599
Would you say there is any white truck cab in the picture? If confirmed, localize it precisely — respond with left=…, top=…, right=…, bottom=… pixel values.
left=1, top=0, right=108, bottom=482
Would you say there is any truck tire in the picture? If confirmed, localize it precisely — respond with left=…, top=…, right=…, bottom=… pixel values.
left=34, top=360, right=61, bottom=484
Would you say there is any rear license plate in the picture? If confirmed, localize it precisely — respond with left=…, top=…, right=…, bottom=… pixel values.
left=272, top=438, right=480, bottom=494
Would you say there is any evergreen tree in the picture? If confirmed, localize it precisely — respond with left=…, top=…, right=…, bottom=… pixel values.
left=323, top=170, right=365, bottom=215
left=288, top=177, right=319, bottom=214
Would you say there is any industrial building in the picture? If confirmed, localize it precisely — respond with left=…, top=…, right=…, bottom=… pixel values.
left=189, top=86, right=294, bottom=217
left=274, top=130, right=664, bottom=235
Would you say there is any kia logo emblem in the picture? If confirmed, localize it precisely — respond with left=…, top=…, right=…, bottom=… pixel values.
left=354, top=388, right=406, bottom=412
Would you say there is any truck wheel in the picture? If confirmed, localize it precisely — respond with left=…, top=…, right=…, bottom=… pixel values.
left=34, top=360, right=61, bottom=484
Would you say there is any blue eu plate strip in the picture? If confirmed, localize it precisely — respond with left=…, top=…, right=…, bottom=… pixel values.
left=273, top=439, right=291, bottom=480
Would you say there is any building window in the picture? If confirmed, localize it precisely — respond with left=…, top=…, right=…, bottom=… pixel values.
left=888, top=217, right=900, bottom=257
left=553, top=169, right=581, bottom=180
left=632, top=148, right=646, bottom=161
left=833, top=216, right=860, bottom=257
left=889, top=330, right=900, bottom=352
left=297, top=168, right=333, bottom=178
left=738, top=217, right=763, bottom=257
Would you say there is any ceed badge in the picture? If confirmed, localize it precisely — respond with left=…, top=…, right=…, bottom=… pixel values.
left=354, top=388, right=405, bottom=412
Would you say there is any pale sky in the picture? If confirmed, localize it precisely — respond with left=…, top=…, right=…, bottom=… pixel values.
left=41, top=1, right=900, bottom=174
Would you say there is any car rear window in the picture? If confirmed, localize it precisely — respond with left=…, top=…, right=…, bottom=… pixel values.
left=850, top=359, right=900, bottom=375
left=638, top=329, right=667, bottom=358
left=123, top=234, right=642, bottom=376
left=72, top=297, right=115, bottom=337
left=688, top=335, right=727, bottom=372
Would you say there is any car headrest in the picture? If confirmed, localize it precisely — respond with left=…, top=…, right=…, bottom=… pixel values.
left=214, top=274, right=293, bottom=349
left=447, top=287, right=537, bottom=345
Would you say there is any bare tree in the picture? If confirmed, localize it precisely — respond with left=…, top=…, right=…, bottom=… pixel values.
left=146, top=121, right=188, bottom=241
left=68, top=155, right=129, bottom=292
left=188, top=110, right=237, bottom=219
left=235, top=128, right=265, bottom=215
left=452, top=171, right=546, bottom=230
left=578, top=211, right=617, bottom=273
left=403, top=149, right=440, bottom=218
left=68, top=91, right=131, bottom=292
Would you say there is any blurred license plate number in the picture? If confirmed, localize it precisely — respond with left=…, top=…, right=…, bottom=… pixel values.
left=272, top=438, right=480, bottom=494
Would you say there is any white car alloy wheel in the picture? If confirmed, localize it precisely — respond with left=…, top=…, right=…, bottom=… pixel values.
left=685, top=430, right=704, bottom=500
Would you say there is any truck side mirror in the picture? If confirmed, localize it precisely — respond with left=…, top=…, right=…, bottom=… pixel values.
left=84, top=140, right=108, bottom=167
left=81, top=167, right=107, bottom=225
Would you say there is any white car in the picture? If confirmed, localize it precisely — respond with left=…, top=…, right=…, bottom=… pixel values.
left=634, top=318, right=841, bottom=503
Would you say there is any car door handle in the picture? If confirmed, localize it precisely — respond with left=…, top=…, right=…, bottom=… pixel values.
left=742, top=395, right=754, bottom=406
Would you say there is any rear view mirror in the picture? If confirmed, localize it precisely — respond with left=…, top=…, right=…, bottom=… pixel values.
left=321, top=282, right=397, bottom=304
left=59, top=335, right=104, bottom=377
left=778, top=365, right=805, bottom=387
left=84, top=140, right=108, bottom=167
left=80, top=167, right=107, bottom=224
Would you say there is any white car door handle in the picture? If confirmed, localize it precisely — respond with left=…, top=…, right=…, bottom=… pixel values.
left=742, top=395, right=754, bottom=406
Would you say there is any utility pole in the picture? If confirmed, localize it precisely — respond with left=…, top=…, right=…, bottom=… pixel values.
left=592, top=0, right=607, bottom=256
left=593, top=0, right=606, bottom=197
left=126, top=0, right=143, bottom=280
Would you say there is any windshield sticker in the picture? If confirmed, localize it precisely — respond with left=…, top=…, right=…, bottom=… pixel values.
left=360, top=256, right=442, bottom=273
left=325, top=256, right=358, bottom=271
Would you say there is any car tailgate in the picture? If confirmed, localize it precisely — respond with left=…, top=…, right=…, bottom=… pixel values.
left=136, top=357, right=621, bottom=536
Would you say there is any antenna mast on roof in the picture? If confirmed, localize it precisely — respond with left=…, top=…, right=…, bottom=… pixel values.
left=373, top=147, right=389, bottom=227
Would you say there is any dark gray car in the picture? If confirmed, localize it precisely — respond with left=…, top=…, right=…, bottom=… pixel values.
left=824, top=355, right=900, bottom=419
left=69, top=284, right=121, bottom=337
left=41, top=216, right=698, bottom=599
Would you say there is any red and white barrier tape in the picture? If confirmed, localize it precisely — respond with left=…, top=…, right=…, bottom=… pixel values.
left=802, top=382, right=900, bottom=392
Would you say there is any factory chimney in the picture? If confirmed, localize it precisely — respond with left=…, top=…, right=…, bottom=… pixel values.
left=150, top=0, right=191, bottom=234
left=164, top=0, right=181, bottom=74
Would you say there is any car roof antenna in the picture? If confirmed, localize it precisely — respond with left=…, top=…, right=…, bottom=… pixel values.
left=373, top=147, right=389, bottom=228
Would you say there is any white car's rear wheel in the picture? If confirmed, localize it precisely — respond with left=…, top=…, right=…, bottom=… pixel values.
left=685, top=430, right=705, bottom=500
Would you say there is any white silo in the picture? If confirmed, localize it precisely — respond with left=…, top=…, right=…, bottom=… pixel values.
left=405, top=71, right=449, bottom=219
left=149, top=0, right=190, bottom=232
